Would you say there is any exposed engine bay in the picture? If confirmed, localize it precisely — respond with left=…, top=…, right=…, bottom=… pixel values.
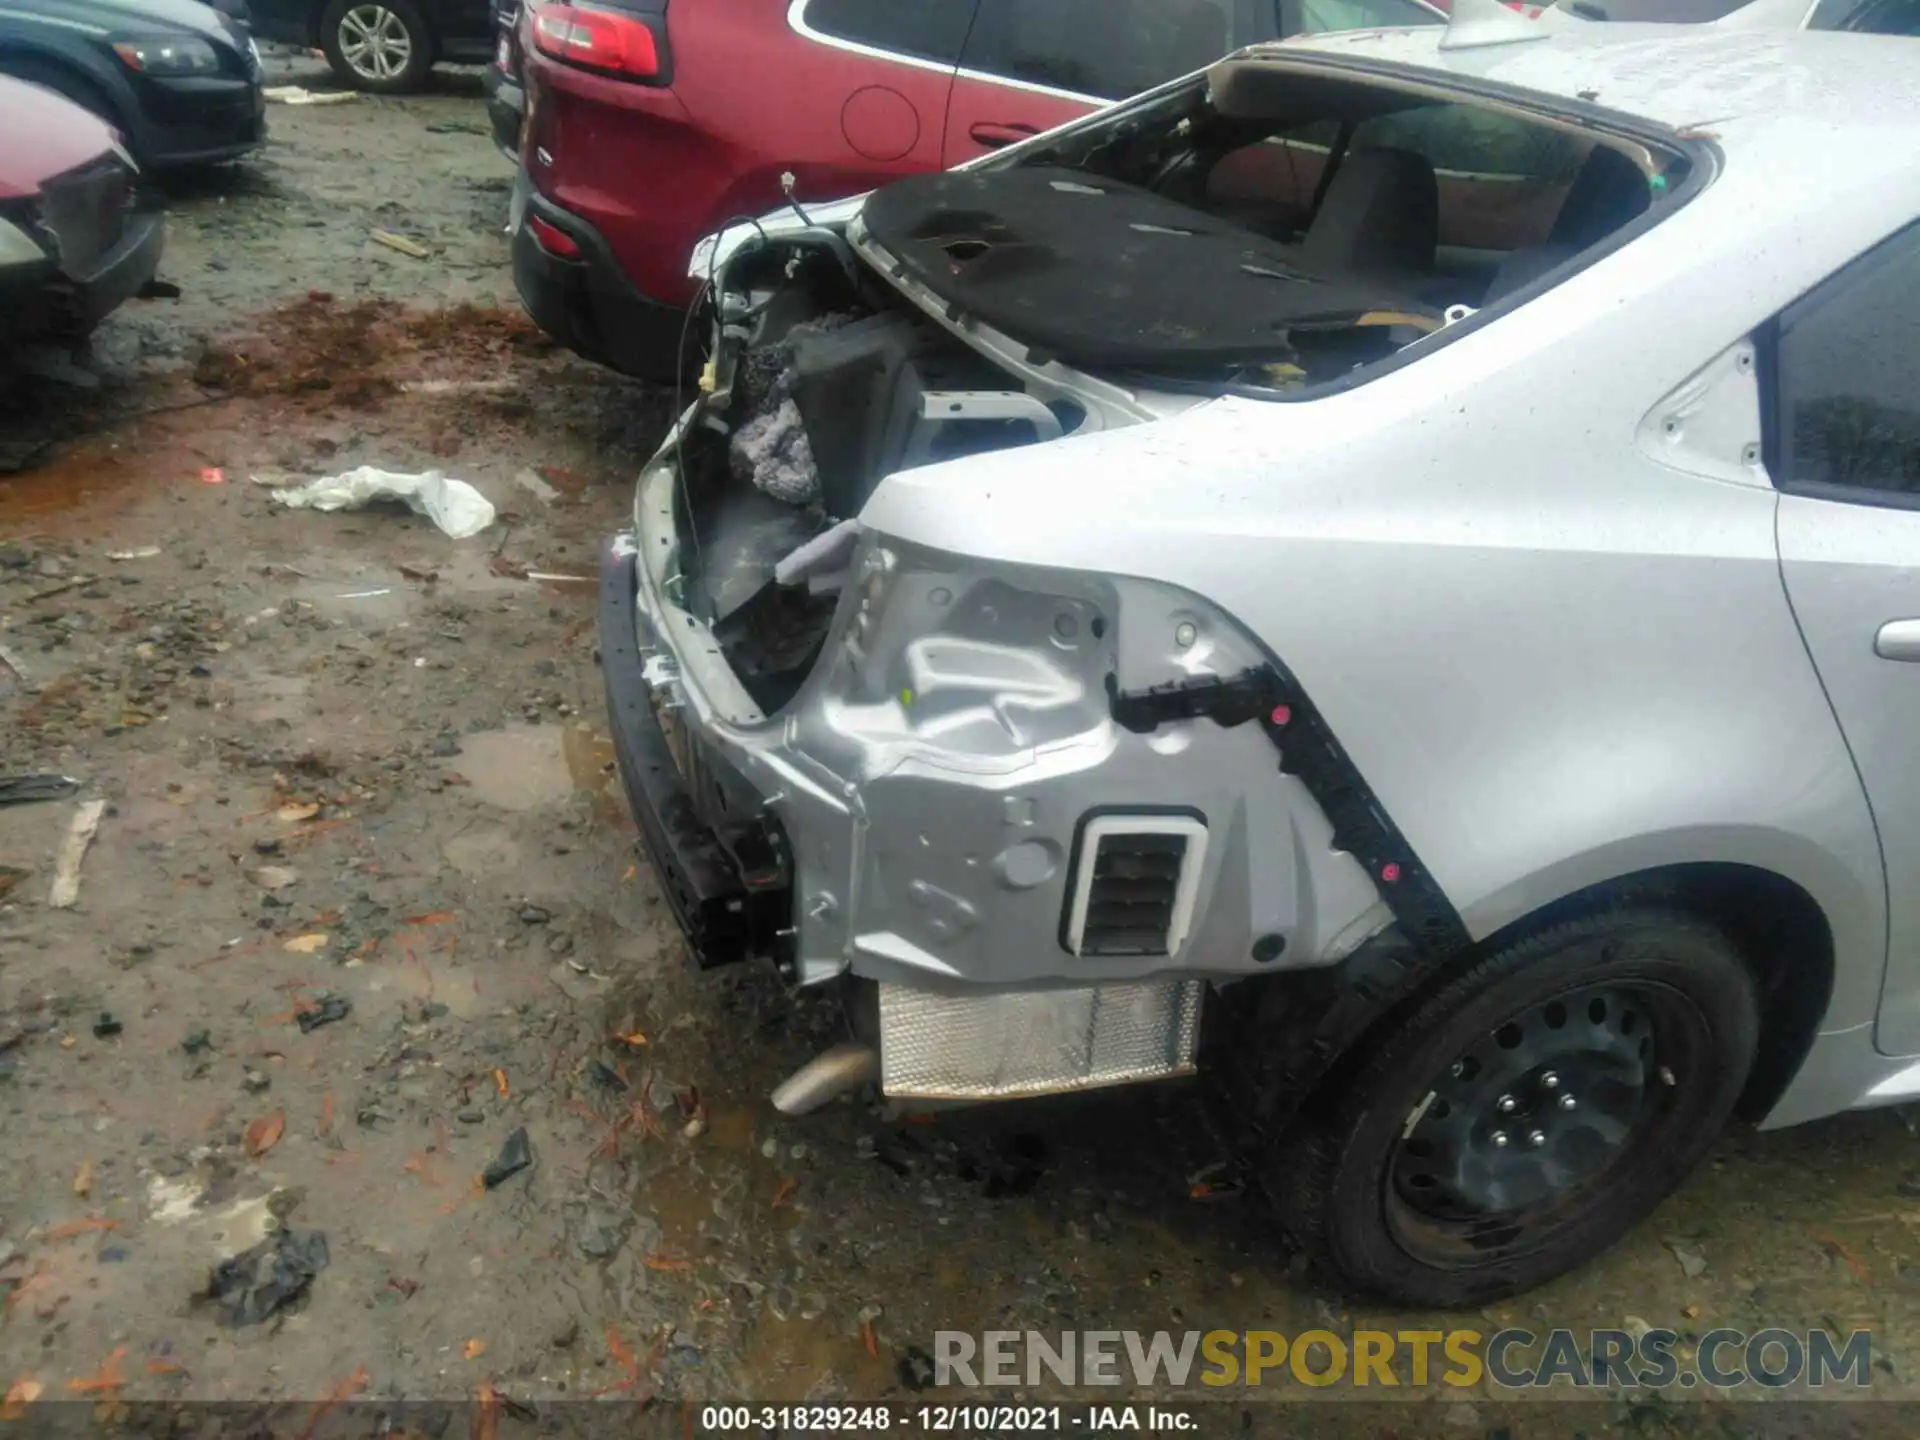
left=676, top=232, right=1430, bottom=712
left=674, top=245, right=1114, bottom=715
left=673, top=52, right=1682, bottom=714
left=604, top=37, right=1702, bottom=1122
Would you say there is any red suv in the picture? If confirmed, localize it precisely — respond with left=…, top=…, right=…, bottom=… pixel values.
left=511, top=0, right=1442, bottom=381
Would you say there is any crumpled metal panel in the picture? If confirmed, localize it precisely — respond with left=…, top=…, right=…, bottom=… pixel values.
left=878, top=979, right=1203, bottom=1100
left=40, top=154, right=131, bottom=280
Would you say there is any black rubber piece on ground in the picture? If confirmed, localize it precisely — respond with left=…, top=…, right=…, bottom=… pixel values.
left=296, top=993, right=352, bottom=1032
left=483, top=1125, right=533, bottom=1189
left=1267, top=907, right=1759, bottom=1307
left=205, top=1228, right=330, bottom=1326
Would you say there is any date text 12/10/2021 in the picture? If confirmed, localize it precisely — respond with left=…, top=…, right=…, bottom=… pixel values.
left=698, top=1406, right=1197, bottom=1431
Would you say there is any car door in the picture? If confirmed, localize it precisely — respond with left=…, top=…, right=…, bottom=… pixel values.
left=942, top=0, right=1261, bottom=168
left=786, top=0, right=975, bottom=184
left=1769, top=221, right=1920, bottom=1054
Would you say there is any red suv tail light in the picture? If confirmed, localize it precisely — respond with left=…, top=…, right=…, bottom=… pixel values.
left=526, top=213, right=583, bottom=259
left=529, top=2, right=667, bottom=81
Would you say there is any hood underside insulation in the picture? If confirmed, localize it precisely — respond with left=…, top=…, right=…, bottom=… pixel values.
left=861, top=166, right=1435, bottom=370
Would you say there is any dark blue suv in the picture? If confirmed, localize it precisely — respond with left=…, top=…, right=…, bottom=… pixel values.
left=0, top=0, right=264, bottom=170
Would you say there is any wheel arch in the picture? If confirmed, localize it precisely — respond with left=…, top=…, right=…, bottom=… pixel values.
left=1454, top=821, right=1878, bottom=1040
left=1209, top=859, right=1839, bottom=1149
left=1469, top=862, right=1835, bottom=1124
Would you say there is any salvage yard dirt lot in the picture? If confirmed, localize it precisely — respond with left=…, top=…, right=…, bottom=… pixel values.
left=5, top=57, right=1920, bottom=1436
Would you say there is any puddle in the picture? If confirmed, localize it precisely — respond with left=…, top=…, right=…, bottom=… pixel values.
left=232, top=670, right=312, bottom=727
left=408, top=545, right=532, bottom=595
left=587, top=978, right=939, bottom=1401
left=444, top=722, right=623, bottom=818
left=739, top=1312, right=898, bottom=1402
left=703, top=1105, right=758, bottom=1154
left=298, top=582, right=418, bottom=624
left=443, top=826, right=527, bottom=878
left=447, top=724, right=574, bottom=810
left=0, top=438, right=153, bottom=528
left=562, top=724, right=623, bottom=823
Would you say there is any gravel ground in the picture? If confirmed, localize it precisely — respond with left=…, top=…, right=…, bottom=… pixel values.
left=2, top=53, right=1920, bottom=1439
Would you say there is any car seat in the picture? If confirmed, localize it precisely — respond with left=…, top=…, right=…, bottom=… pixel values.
left=1483, top=143, right=1652, bottom=301
left=1296, top=146, right=1441, bottom=286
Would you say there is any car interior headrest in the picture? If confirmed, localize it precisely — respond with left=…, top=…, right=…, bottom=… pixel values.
left=1300, top=146, right=1440, bottom=280
left=1550, top=143, right=1651, bottom=250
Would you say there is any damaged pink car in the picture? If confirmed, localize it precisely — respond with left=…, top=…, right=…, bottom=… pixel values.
left=0, top=75, right=165, bottom=370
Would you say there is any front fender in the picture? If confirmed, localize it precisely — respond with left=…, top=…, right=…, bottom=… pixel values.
left=1459, top=822, right=1881, bottom=1033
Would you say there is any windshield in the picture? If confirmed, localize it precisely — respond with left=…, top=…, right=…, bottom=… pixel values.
left=857, top=59, right=1686, bottom=392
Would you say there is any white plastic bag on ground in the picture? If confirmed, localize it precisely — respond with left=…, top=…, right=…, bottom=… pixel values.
left=269, top=466, right=496, bottom=539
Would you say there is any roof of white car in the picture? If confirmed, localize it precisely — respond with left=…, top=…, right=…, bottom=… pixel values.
left=1270, top=22, right=1920, bottom=135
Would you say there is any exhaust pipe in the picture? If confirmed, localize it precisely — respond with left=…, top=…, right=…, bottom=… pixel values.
left=771, top=1041, right=879, bottom=1116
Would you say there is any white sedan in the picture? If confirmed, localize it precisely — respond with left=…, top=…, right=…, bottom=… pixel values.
left=600, top=3, right=1920, bottom=1304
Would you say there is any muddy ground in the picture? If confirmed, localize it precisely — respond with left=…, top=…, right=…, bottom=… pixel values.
left=3, top=52, right=1920, bottom=1439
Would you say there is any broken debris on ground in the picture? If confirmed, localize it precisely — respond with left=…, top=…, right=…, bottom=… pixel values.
left=204, top=1229, right=330, bottom=1327
left=483, top=1127, right=533, bottom=1190
left=269, top=467, right=496, bottom=539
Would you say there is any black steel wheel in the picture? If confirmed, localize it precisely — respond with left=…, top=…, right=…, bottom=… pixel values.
left=1268, top=908, right=1759, bottom=1306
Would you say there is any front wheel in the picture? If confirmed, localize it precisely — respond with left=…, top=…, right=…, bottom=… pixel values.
left=320, top=0, right=434, bottom=93
left=1268, top=908, right=1759, bottom=1307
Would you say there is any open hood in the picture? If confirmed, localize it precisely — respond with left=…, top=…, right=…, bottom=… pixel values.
left=861, top=166, right=1436, bottom=372
left=0, top=76, right=123, bottom=200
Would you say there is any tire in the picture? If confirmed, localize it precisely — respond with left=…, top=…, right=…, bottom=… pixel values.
left=1267, top=908, right=1759, bottom=1307
left=319, top=0, right=435, bottom=93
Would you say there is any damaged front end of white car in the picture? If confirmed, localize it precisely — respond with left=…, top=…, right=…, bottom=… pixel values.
left=597, top=39, right=1684, bottom=1115
left=597, top=13, right=1920, bottom=1308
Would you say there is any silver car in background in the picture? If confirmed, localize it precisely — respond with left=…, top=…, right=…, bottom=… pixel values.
left=596, top=2, right=1920, bottom=1304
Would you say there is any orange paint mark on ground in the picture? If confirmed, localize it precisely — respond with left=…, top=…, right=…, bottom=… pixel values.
left=42, top=1219, right=118, bottom=1242
left=65, top=1348, right=126, bottom=1395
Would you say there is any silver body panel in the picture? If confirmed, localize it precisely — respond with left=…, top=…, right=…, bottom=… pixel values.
left=634, top=27, right=1920, bottom=1125
left=1778, top=498, right=1920, bottom=1056
left=878, top=979, right=1204, bottom=1100
left=625, top=459, right=1390, bottom=997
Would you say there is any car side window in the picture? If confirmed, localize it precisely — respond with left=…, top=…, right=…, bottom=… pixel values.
left=962, top=0, right=1238, bottom=100
left=1204, top=109, right=1586, bottom=252
left=800, top=0, right=977, bottom=64
left=1806, top=0, right=1920, bottom=27
left=1768, top=223, right=1920, bottom=500
left=1351, top=104, right=1584, bottom=183
left=1277, top=0, right=1446, bottom=34
left=1839, top=0, right=1920, bottom=31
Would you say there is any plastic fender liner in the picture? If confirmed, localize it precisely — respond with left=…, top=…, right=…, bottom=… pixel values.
left=1202, top=921, right=1437, bottom=1151
left=1107, top=663, right=1470, bottom=960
